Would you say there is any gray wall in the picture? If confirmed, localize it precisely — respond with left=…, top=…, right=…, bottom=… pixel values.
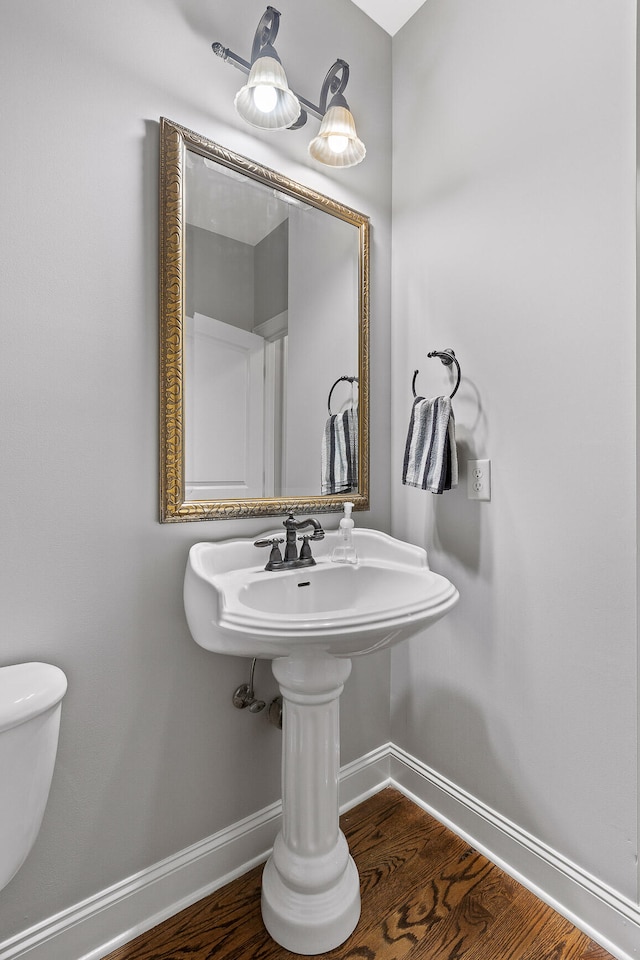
left=254, top=221, right=288, bottom=327
left=391, top=0, right=638, bottom=901
left=186, top=219, right=288, bottom=329
left=186, top=225, right=255, bottom=328
left=0, top=0, right=392, bottom=940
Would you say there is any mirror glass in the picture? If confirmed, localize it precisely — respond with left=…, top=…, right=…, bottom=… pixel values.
left=159, top=118, right=369, bottom=521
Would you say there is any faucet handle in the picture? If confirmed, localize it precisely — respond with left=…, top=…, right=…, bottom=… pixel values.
left=298, top=535, right=312, bottom=560
left=254, top=537, right=284, bottom=565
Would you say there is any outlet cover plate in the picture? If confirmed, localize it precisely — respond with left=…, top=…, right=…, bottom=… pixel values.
left=467, top=459, right=491, bottom=501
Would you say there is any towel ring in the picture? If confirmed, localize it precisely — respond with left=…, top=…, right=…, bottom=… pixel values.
left=328, top=376, right=358, bottom=415
left=412, top=349, right=461, bottom=400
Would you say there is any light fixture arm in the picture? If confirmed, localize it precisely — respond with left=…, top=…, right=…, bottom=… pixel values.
left=250, top=6, right=281, bottom=63
left=211, top=6, right=282, bottom=78
left=212, top=43, right=252, bottom=74
left=319, top=59, right=350, bottom=113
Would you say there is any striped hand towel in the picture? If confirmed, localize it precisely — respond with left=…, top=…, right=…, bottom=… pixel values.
left=322, top=406, right=358, bottom=495
left=402, top=395, right=458, bottom=493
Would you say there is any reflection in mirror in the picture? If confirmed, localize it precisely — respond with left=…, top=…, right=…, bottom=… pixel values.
left=159, top=118, right=369, bottom=521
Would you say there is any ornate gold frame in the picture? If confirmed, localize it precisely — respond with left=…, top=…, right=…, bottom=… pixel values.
left=159, top=117, right=370, bottom=522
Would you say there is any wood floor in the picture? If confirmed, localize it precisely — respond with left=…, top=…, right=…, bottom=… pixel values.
left=103, top=788, right=615, bottom=960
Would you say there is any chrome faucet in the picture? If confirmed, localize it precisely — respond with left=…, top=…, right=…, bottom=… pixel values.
left=254, top=514, right=325, bottom=571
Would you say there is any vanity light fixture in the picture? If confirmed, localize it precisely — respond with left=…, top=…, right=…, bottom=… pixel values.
left=308, top=60, right=366, bottom=168
left=232, top=7, right=301, bottom=130
left=212, top=6, right=366, bottom=168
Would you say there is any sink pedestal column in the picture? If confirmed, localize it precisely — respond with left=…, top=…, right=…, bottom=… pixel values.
left=262, top=654, right=360, bottom=955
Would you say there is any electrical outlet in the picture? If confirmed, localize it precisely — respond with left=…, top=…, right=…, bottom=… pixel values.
left=467, top=459, right=491, bottom=501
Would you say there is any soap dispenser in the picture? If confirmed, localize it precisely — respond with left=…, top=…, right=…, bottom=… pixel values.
left=332, top=502, right=358, bottom=564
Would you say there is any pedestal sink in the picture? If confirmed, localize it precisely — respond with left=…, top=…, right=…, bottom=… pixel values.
left=184, top=527, right=458, bottom=955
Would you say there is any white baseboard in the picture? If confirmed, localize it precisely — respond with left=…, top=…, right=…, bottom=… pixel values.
left=0, top=800, right=282, bottom=960
left=0, top=744, right=391, bottom=960
left=389, top=744, right=640, bottom=960
left=2, top=743, right=638, bottom=960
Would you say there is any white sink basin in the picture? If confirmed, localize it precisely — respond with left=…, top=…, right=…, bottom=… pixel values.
left=184, top=528, right=458, bottom=658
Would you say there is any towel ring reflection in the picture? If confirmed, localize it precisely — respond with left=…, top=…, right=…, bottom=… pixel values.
left=328, top=376, right=358, bottom=415
left=412, top=349, right=461, bottom=400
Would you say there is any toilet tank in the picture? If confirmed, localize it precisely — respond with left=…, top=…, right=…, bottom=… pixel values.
left=0, top=662, right=68, bottom=891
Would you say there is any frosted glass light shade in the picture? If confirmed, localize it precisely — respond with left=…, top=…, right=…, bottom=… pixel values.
left=308, top=104, right=366, bottom=168
left=234, top=53, right=301, bottom=130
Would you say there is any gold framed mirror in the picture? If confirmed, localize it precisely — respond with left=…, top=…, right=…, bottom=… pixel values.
left=159, top=118, right=369, bottom=521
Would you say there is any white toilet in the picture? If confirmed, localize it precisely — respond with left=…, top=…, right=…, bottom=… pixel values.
left=0, top=661, right=67, bottom=892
